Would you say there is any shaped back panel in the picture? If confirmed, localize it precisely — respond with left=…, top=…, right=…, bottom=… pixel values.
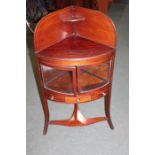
left=34, top=6, right=116, bottom=52
left=74, top=7, right=116, bottom=48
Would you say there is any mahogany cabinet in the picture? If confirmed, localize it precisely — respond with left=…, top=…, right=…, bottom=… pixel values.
left=34, top=6, right=116, bottom=135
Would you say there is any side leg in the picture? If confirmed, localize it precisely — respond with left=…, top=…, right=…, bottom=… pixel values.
left=35, top=61, right=49, bottom=135
left=105, top=90, right=114, bottom=129
left=42, top=97, right=49, bottom=135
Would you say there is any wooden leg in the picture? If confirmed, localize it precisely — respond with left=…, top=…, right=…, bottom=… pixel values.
left=42, top=97, right=49, bottom=135
left=105, top=90, right=114, bottom=129
left=36, top=62, right=49, bottom=135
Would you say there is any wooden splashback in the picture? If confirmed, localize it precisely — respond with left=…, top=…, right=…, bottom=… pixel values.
left=34, top=6, right=116, bottom=52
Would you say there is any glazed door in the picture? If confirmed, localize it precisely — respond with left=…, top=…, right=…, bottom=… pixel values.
left=77, top=60, right=112, bottom=93
left=41, top=65, right=76, bottom=95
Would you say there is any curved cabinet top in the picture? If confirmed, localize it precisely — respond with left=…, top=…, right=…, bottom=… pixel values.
left=34, top=6, right=116, bottom=53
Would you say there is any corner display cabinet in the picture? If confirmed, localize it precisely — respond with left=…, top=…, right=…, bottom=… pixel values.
left=34, top=6, right=116, bottom=135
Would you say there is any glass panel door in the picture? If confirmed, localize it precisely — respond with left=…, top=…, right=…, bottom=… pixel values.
left=78, top=61, right=111, bottom=92
left=41, top=65, right=74, bottom=94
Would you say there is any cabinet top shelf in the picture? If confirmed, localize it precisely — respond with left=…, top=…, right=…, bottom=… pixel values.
left=37, top=36, right=114, bottom=61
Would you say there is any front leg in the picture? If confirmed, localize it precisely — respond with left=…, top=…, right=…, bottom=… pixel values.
left=105, top=90, right=114, bottom=129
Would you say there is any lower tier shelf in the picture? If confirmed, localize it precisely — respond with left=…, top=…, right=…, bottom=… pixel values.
left=49, top=117, right=107, bottom=127
left=48, top=104, right=107, bottom=126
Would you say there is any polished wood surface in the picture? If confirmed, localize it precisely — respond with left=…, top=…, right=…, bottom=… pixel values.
left=37, top=36, right=114, bottom=59
left=34, top=6, right=116, bottom=134
left=34, top=6, right=116, bottom=52
left=49, top=104, right=107, bottom=126
left=37, top=36, right=115, bottom=66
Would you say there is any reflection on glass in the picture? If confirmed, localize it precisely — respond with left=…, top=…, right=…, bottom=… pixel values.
left=41, top=61, right=111, bottom=94
left=78, top=61, right=111, bottom=92
left=41, top=65, right=74, bottom=94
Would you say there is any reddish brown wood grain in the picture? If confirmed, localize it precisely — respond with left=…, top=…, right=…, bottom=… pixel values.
left=34, top=6, right=116, bottom=52
left=34, top=6, right=116, bottom=134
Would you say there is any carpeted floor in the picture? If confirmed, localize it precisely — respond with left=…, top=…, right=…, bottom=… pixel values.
left=27, top=4, right=129, bottom=155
